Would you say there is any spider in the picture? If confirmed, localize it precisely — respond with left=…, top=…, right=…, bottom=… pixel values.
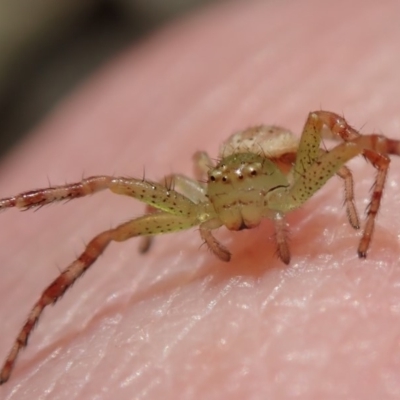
left=1, top=110, right=399, bottom=384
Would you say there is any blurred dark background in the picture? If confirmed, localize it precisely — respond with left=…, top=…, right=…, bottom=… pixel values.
left=0, top=0, right=225, bottom=158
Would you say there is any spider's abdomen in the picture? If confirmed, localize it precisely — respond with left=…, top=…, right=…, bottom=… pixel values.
left=207, top=153, right=289, bottom=230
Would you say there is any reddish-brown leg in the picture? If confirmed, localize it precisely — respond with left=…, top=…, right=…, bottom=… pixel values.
left=0, top=211, right=199, bottom=384
left=0, top=175, right=199, bottom=216
left=273, top=214, right=290, bottom=264
left=0, top=229, right=112, bottom=384
left=312, top=111, right=400, bottom=256
left=336, top=165, right=360, bottom=230
left=0, top=176, right=113, bottom=210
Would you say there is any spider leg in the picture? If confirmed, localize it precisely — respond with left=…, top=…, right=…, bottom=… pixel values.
left=190, top=153, right=233, bottom=261
left=0, top=176, right=200, bottom=215
left=0, top=176, right=114, bottom=210
left=269, top=112, right=397, bottom=258
left=273, top=214, right=290, bottom=264
left=199, top=212, right=290, bottom=264
left=292, top=112, right=324, bottom=180
left=318, top=146, right=360, bottom=230
left=336, top=165, right=360, bottom=230
left=311, top=111, right=400, bottom=256
left=139, top=174, right=207, bottom=253
left=193, top=150, right=215, bottom=181
left=199, top=217, right=231, bottom=261
left=0, top=211, right=200, bottom=384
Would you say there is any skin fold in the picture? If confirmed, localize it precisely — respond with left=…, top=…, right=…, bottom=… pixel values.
left=1, top=0, right=400, bottom=398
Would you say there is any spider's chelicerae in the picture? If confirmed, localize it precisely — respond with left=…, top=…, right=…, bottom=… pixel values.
left=1, top=110, right=400, bottom=384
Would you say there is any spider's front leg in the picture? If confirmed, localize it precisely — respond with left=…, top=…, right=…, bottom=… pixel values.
left=0, top=176, right=113, bottom=210
left=0, top=175, right=216, bottom=384
left=268, top=111, right=400, bottom=258
left=0, top=206, right=202, bottom=384
left=0, top=175, right=202, bottom=215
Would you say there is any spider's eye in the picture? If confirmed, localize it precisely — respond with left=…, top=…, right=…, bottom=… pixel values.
left=210, top=175, right=216, bottom=182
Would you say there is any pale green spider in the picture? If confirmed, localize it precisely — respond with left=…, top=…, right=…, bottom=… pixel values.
left=1, top=110, right=399, bottom=384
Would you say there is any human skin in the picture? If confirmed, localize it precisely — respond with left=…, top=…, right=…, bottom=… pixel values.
left=1, top=0, right=400, bottom=398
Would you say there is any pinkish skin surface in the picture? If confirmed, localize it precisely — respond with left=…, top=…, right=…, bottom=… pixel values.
left=1, top=0, right=400, bottom=398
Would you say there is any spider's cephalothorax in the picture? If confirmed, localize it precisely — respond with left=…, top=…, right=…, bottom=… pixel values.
left=1, top=110, right=400, bottom=384
left=206, top=152, right=289, bottom=231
